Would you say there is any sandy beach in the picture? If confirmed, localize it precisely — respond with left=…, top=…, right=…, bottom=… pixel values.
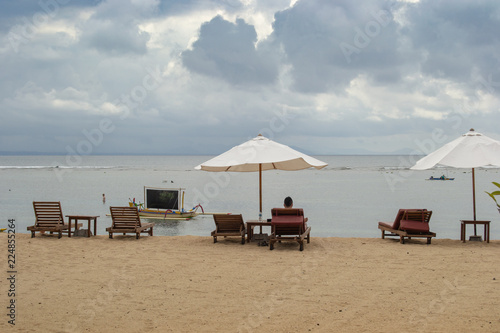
left=1, top=233, right=500, bottom=332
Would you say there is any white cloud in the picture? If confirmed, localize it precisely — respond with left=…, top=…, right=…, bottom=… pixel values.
left=5, top=82, right=105, bottom=115
left=139, top=9, right=218, bottom=50
left=1, top=0, right=500, bottom=155
left=412, top=107, right=447, bottom=120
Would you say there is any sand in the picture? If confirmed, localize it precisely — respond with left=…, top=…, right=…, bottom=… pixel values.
left=1, top=233, right=500, bottom=333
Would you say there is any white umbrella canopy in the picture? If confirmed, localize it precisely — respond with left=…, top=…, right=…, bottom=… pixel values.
left=195, top=134, right=327, bottom=172
left=411, top=129, right=500, bottom=170
left=195, top=134, right=328, bottom=217
left=411, top=128, right=500, bottom=223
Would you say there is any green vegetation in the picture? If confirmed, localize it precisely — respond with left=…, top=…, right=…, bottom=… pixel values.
left=485, top=182, right=500, bottom=209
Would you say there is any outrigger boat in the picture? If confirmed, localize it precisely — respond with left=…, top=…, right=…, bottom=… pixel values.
left=427, top=176, right=455, bottom=181
left=129, top=187, right=203, bottom=219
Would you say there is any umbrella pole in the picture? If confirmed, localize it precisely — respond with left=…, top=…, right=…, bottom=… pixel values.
left=472, top=168, right=477, bottom=235
left=259, top=163, right=262, bottom=219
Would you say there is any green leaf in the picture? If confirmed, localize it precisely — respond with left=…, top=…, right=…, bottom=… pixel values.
left=485, top=191, right=500, bottom=208
left=485, top=182, right=500, bottom=208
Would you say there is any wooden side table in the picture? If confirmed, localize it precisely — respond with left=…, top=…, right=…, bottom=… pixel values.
left=460, top=220, right=490, bottom=243
left=66, top=215, right=99, bottom=237
left=246, top=220, right=272, bottom=243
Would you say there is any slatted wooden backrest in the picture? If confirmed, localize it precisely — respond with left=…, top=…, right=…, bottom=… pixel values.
left=213, top=214, right=244, bottom=232
left=422, top=210, right=432, bottom=223
left=110, top=206, right=141, bottom=229
left=33, top=201, right=65, bottom=227
left=403, top=210, right=432, bottom=224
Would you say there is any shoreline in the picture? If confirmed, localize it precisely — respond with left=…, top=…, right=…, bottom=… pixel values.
left=1, top=234, right=500, bottom=332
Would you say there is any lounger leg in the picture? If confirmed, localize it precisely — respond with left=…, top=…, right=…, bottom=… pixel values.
left=213, top=236, right=217, bottom=243
left=427, top=237, right=431, bottom=244
left=58, top=231, right=62, bottom=239
left=299, top=242, right=304, bottom=251
left=381, top=230, right=385, bottom=239
left=109, top=233, right=113, bottom=239
left=136, top=233, right=140, bottom=239
left=241, top=236, right=245, bottom=245
left=400, top=236, right=404, bottom=244
left=31, top=231, right=35, bottom=238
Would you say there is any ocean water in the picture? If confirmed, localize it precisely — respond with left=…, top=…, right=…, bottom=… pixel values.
left=1, top=155, right=500, bottom=240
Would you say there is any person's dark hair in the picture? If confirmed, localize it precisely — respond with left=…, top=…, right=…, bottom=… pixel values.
left=284, top=196, right=293, bottom=207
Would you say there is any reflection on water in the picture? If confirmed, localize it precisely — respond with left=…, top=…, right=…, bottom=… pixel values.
left=143, top=215, right=214, bottom=236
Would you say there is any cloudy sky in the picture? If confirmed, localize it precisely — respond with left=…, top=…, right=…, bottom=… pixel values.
left=1, top=0, right=500, bottom=155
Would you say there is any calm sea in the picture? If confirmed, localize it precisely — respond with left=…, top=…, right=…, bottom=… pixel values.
left=1, top=155, right=499, bottom=239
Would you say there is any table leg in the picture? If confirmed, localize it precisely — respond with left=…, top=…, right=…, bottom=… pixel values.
left=93, top=217, right=97, bottom=237
left=68, top=218, right=72, bottom=238
left=87, top=219, right=91, bottom=237
left=486, top=223, right=490, bottom=243
left=460, top=222, right=464, bottom=242
left=246, top=225, right=251, bottom=243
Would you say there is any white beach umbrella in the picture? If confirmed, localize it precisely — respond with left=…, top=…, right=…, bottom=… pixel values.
left=195, top=134, right=328, bottom=218
left=411, top=128, right=500, bottom=224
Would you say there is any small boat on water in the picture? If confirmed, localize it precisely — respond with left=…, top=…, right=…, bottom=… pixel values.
left=129, top=187, right=203, bottom=219
left=427, top=176, right=455, bottom=181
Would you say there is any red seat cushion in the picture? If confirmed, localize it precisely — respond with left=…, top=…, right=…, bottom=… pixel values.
left=271, top=215, right=303, bottom=226
left=378, top=222, right=393, bottom=229
left=391, top=209, right=406, bottom=229
left=271, top=208, right=304, bottom=217
left=271, top=208, right=306, bottom=229
left=400, top=220, right=429, bottom=232
left=392, top=209, right=428, bottom=229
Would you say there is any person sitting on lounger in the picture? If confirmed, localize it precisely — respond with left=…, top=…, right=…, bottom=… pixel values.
left=284, top=196, right=308, bottom=224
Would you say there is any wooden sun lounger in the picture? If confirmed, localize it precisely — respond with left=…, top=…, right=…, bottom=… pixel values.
left=211, top=214, right=246, bottom=244
left=107, top=206, right=154, bottom=239
left=27, top=201, right=81, bottom=238
left=269, top=208, right=311, bottom=251
left=378, top=209, right=436, bottom=244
